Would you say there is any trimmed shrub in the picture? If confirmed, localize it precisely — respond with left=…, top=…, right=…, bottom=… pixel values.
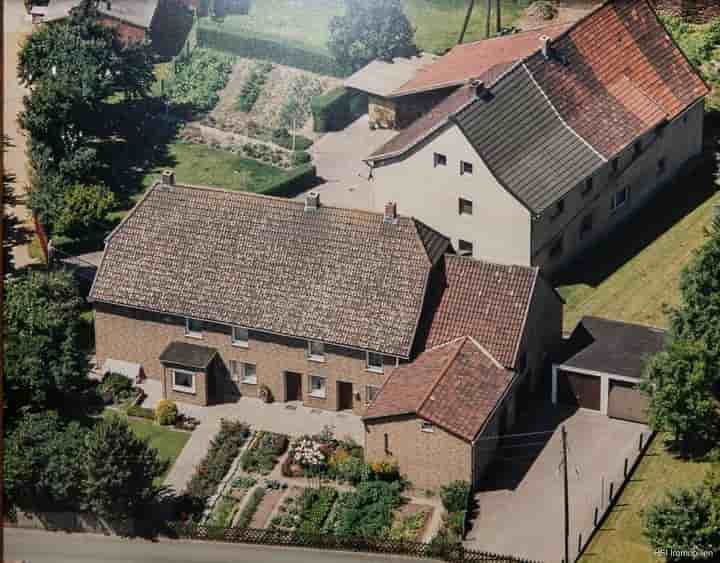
left=197, top=25, right=348, bottom=77
left=310, top=87, right=366, bottom=132
left=125, top=405, right=155, bottom=420
left=259, top=164, right=317, bottom=198
left=440, top=480, right=470, bottom=513
left=98, top=372, right=135, bottom=405
left=155, top=399, right=179, bottom=426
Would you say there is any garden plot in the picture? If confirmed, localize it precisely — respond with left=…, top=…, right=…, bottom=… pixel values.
left=389, top=503, right=434, bottom=542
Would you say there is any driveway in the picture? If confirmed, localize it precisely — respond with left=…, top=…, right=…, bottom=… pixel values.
left=297, top=114, right=396, bottom=211
left=465, top=402, right=649, bottom=563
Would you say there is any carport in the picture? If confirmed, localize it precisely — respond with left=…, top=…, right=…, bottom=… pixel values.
left=552, top=316, right=666, bottom=423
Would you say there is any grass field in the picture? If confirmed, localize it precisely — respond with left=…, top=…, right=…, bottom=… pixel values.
left=579, top=435, right=715, bottom=563
left=103, top=411, right=190, bottom=485
left=556, top=150, right=720, bottom=332
left=200, top=0, right=530, bottom=57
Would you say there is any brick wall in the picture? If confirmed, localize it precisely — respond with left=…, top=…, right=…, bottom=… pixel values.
left=95, top=303, right=394, bottom=415
left=364, top=414, right=472, bottom=491
left=650, top=0, right=720, bottom=22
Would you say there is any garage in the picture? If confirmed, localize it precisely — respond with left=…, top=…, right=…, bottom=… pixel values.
left=552, top=316, right=666, bottom=424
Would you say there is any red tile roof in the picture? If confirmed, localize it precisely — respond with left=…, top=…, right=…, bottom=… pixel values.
left=524, top=0, right=709, bottom=157
left=365, top=337, right=514, bottom=442
left=392, top=23, right=573, bottom=97
left=423, top=256, right=539, bottom=368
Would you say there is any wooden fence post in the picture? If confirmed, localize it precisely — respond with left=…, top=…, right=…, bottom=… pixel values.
left=594, top=506, right=599, bottom=527
left=623, top=458, right=628, bottom=478
left=639, top=433, right=644, bottom=452
left=609, top=482, right=614, bottom=502
left=578, top=532, right=582, bottom=554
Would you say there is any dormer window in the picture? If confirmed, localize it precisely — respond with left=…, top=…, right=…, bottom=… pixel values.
left=308, top=341, right=325, bottom=362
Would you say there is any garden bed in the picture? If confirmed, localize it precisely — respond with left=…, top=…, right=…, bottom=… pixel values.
left=248, top=486, right=286, bottom=529
left=269, top=486, right=338, bottom=533
left=389, top=503, right=433, bottom=542
left=241, top=431, right=289, bottom=475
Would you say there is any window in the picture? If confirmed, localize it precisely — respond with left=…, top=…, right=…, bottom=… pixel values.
left=551, top=199, right=565, bottom=220
left=580, top=213, right=593, bottom=239
left=459, top=198, right=473, bottom=216
left=309, top=375, right=326, bottom=398
left=231, top=326, right=249, bottom=347
left=460, top=161, right=473, bottom=175
left=611, top=187, right=629, bottom=211
left=421, top=421, right=434, bottom=433
left=308, top=341, right=325, bottom=361
left=172, top=369, right=195, bottom=393
left=611, top=158, right=619, bottom=174
left=657, top=157, right=667, bottom=175
left=458, top=239, right=473, bottom=257
left=185, top=318, right=202, bottom=338
left=240, top=362, right=257, bottom=384
left=581, top=177, right=593, bottom=197
left=366, top=352, right=384, bottom=373
left=549, top=236, right=563, bottom=259
left=433, top=152, right=447, bottom=167
left=366, top=385, right=381, bottom=405
left=633, top=140, right=642, bottom=159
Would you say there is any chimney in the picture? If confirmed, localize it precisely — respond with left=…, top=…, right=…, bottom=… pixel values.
left=471, top=79, right=486, bottom=99
left=305, top=191, right=320, bottom=212
left=161, top=169, right=175, bottom=186
left=384, top=201, right=398, bottom=224
left=540, top=35, right=551, bottom=59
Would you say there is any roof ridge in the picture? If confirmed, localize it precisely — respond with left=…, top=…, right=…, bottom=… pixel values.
left=466, top=336, right=506, bottom=369
left=454, top=21, right=574, bottom=49
left=444, top=253, right=538, bottom=274
left=417, top=336, right=467, bottom=415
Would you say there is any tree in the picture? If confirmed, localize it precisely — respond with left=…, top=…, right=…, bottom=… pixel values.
left=670, top=214, right=720, bottom=363
left=55, top=183, right=115, bottom=239
left=83, top=415, right=167, bottom=522
left=328, top=0, right=417, bottom=72
left=640, top=339, right=719, bottom=454
left=4, top=411, right=88, bottom=515
left=4, top=272, right=90, bottom=419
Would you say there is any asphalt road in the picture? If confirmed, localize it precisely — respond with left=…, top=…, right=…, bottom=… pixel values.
left=5, top=528, right=424, bottom=563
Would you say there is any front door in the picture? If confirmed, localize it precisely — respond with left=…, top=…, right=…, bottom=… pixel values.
left=285, top=371, right=302, bottom=402
left=337, top=381, right=354, bottom=411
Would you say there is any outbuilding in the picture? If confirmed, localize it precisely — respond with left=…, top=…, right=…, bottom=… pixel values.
left=552, top=317, right=666, bottom=423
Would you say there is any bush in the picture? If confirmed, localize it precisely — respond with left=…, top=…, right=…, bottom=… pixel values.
left=271, top=127, right=313, bottom=151
left=155, top=399, right=179, bottom=426
left=368, top=458, right=399, bottom=482
left=297, top=487, right=338, bottom=534
left=259, top=164, right=317, bottom=198
left=125, top=405, right=155, bottom=420
left=197, top=25, right=348, bottom=76
left=292, top=151, right=312, bottom=165
left=660, top=15, right=720, bottom=69
left=310, top=87, right=366, bottom=132
left=235, top=486, right=266, bottom=528
left=235, top=61, right=273, bottom=112
left=98, top=372, right=135, bottom=405
left=55, top=183, right=115, bottom=239
left=331, top=481, right=403, bottom=538
left=165, top=48, right=235, bottom=113
left=440, top=480, right=470, bottom=513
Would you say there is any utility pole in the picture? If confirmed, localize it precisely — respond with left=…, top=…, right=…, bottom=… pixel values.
left=485, top=0, right=492, bottom=39
left=562, top=426, right=570, bottom=563
left=458, top=0, right=475, bottom=45
left=496, top=0, right=501, bottom=33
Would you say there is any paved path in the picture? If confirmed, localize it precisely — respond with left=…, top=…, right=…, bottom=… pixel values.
left=4, top=0, right=38, bottom=271
left=6, top=528, right=426, bottom=563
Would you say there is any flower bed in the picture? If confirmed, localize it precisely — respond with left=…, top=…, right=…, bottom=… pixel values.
left=282, top=429, right=365, bottom=482
left=270, top=486, right=338, bottom=533
left=389, top=504, right=433, bottom=542
left=241, top=431, right=289, bottom=475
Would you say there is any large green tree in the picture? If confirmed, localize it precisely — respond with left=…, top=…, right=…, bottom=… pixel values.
left=640, top=338, right=719, bottom=454
left=83, top=415, right=167, bottom=522
left=4, top=272, right=90, bottom=419
left=328, top=0, right=417, bottom=71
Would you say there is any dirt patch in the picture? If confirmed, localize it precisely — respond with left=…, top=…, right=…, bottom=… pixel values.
left=249, top=488, right=286, bottom=529
left=516, top=0, right=601, bottom=30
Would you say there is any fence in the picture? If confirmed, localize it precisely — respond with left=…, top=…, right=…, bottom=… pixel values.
left=167, top=522, right=542, bottom=563
left=570, top=429, right=655, bottom=562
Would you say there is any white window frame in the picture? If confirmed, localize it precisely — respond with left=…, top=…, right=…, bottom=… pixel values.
left=172, top=369, right=196, bottom=394
left=366, top=385, right=381, bottom=405
left=309, top=374, right=327, bottom=399
left=308, top=341, right=325, bottom=362
left=421, top=421, right=434, bottom=433
left=231, top=326, right=249, bottom=348
left=185, top=318, right=203, bottom=338
left=611, top=187, right=629, bottom=211
left=241, top=362, right=257, bottom=385
left=366, top=352, right=384, bottom=374
left=460, top=161, right=473, bottom=175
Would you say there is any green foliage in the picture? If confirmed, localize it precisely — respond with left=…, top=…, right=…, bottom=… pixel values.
left=271, top=127, right=313, bottom=151
left=83, top=415, right=168, bottom=520
left=277, top=76, right=323, bottom=130
left=4, top=271, right=89, bottom=419
left=440, top=480, right=470, bottom=513
left=197, top=25, right=348, bottom=76
left=310, top=86, right=366, bottom=132
left=206, top=495, right=237, bottom=527
left=55, top=183, right=115, bottom=239
left=165, top=48, right=235, bottom=112
left=241, top=432, right=289, bottom=475
left=640, top=339, right=719, bottom=453
left=155, top=399, right=179, bottom=426
left=185, top=419, right=251, bottom=504
left=328, top=0, right=417, bottom=71
left=232, top=475, right=258, bottom=489
left=235, top=486, right=266, bottom=528
left=389, top=510, right=428, bottom=541
left=236, top=61, right=273, bottom=112
left=125, top=405, right=156, bottom=420
left=4, top=411, right=88, bottom=515
left=297, top=487, right=338, bottom=534
left=660, top=15, right=720, bottom=69
left=98, top=372, right=136, bottom=405
left=331, top=481, right=403, bottom=538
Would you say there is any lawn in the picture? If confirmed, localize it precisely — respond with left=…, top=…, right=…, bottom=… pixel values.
left=555, top=146, right=720, bottom=332
left=102, top=411, right=191, bottom=484
left=579, top=434, right=715, bottom=563
left=199, top=0, right=530, bottom=56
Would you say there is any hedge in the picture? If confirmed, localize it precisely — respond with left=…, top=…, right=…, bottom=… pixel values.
left=197, top=26, right=349, bottom=77
left=259, top=164, right=317, bottom=198
left=310, top=87, right=367, bottom=133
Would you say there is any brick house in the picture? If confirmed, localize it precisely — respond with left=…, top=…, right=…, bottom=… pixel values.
left=362, top=0, right=708, bottom=275
left=90, top=173, right=561, bottom=434
left=365, top=257, right=562, bottom=490
left=35, top=0, right=159, bottom=43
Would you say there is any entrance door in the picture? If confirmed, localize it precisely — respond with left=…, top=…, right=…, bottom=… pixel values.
left=337, top=381, right=354, bottom=411
left=285, top=372, right=302, bottom=402
left=557, top=369, right=601, bottom=411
